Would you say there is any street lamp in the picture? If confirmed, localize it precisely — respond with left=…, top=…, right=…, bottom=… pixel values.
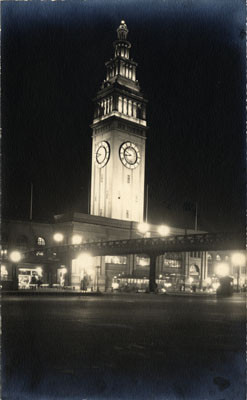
left=96, top=265, right=101, bottom=292
left=9, top=251, right=22, bottom=263
left=215, top=262, right=229, bottom=277
left=53, top=233, right=64, bottom=243
left=231, top=253, right=246, bottom=292
left=71, top=234, right=82, bottom=245
left=157, top=225, right=170, bottom=236
left=137, top=222, right=150, bottom=237
left=9, top=250, right=22, bottom=290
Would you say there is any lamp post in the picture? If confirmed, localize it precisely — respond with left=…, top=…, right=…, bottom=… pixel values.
left=231, top=253, right=246, bottom=292
left=96, top=265, right=100, bottom=292
left=9, top=250, right=22, bottom=290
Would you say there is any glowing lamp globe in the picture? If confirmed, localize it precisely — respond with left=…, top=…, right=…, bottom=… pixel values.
left=53, top=233, right=64, bottom=243
left=157, top=225, right=170, bottom=236
left=9, top=251, right=22, bottom=263
left=72, top=234, right=82, bottom=245
left=138, top=223, right=150, bottom=234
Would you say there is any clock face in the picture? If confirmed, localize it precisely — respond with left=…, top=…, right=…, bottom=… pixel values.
left=95, top=141, right=110, bottom=168
left=119, top=142, right=141, bottom=169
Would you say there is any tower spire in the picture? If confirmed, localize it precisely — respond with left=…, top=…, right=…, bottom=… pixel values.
left=113, top=20, right=131, bottom=60
left=90, top=21, right=148, bottom=222
left=117, top=20, right=129, bottom=40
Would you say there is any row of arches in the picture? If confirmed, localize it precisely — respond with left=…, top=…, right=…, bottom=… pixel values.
left=95, top=96, right=146, bottom=120
left=106, top=61, right=136, bottom=81
left=115, top=45, right=130, bottom=59
left=118, top=96, right=146, bottom=119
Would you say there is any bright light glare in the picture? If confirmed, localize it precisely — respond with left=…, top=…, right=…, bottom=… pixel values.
left=138, top=222, right=150, bottom=234
left=9, top=251, right=21, bottom=263
left=72, top=234, right=82, bottom=245
left=212, top=282, right=220, bottom=290
left=215, top=262, right=229, bottom=277
left=53, top=233, right=64, bottom=242
left=1, top=265, right=8, bottom=276
left=188, top=277, right=194, bottom=284
left=231, top=253, right=246, bottom=266
left=205, top=277, right=212, bottom=285
left=61, top=267, right=67, bottom=274
left=36, top=267, right=43, bottom=276
left=76, top=253, right=93, bottom=268
left=157, top=225, right=170, bottom=236
left=112, top=282, right=119, bottom=289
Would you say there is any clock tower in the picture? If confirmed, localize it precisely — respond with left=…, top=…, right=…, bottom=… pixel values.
left=90, top=21, right=147, bottom=222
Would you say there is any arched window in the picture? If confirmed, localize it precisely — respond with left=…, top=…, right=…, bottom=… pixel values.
left=207, top=253, right=212, bottom=261
left=37, top=237, right=46, bottom=246
left=216, top=254, right=221, bottom=261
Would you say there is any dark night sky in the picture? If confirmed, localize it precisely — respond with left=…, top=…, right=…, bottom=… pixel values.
left=2, top=0, right=246, bottom=233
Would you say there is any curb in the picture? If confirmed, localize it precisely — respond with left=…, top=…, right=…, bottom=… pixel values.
left=1, top=290, right=103, bottom=297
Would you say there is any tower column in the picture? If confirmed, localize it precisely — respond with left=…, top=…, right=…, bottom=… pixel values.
left=133, top=67, right=136, bottom=81
left=123, top=98, right=127, bottom=114
left=128, top=99, right=132, bottom=116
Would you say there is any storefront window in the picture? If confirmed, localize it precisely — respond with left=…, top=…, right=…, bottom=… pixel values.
left=105, top=256, right=127, bottom=264
left=164, top=259, right=181, bottom=268
left=0, top=265, right=8, bottom=280
left=136, top=256, right=150, bottom=266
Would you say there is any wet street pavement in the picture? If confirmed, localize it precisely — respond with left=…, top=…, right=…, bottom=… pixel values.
left=2, top=293, right=246, bottom=400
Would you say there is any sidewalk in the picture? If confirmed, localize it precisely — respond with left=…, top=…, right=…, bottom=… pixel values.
left=1, top=289, right=103, bottom=297
left=164, top=290, right=216, bottom=297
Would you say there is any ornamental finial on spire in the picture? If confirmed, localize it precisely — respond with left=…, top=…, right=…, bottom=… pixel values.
left=117, top=20, right=129, bottom=40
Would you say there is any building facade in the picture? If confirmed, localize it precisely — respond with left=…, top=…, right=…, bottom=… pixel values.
left=2, top=22, right=245, bottom=292
left=1, top=214, right=212, bottom=291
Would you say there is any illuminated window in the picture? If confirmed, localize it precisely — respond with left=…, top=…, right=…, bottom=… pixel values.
left=216, top=254, right=221, bottom=261
left=0, top=265, right=8, bottom=280
left=136, top=256, right=150, bottom=266
left=105, top=256, right=127, bottom=264
left=207, top=253, right=212, bottom=261
left=163, top=259, right=181, bottom=268
left=37, top=237, right=46, bottom=246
